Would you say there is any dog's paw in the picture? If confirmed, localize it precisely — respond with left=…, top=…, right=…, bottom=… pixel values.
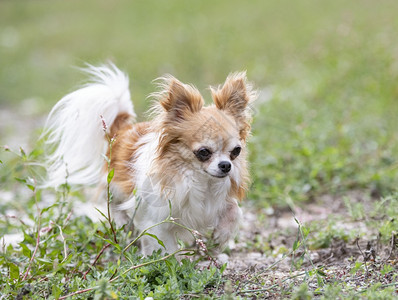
left=213, top=201, right=242, bottom=248
left=212, top=227, right=233, bottom=248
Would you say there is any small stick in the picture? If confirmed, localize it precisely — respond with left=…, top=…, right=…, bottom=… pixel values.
left=385, top=232, right=397, bottom=261
left=238, top=271, right=307, bottom=294
left=55, top=223, right=68, bottom=262
left=82, top=244, right=111, bottom=280
left=355, top=238, right=369, bottom=277
left=59, top=287, right=95, bottom=300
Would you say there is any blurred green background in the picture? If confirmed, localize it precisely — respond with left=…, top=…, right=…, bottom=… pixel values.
left=1, top=0, right=398, bottom=206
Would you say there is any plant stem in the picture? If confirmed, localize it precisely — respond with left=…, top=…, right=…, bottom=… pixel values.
left=82, top=244, right=111, bottom=280
left=106, top=134, right=118, bottom=244
left=251, top=249, right=295, bottom=280
left=122, top=218, right=171, bottom=253
left=22, top=189, right=41, bottom=281
left=238, top=271, right=307, bottom=294
left=122, top=217, right=199, bottom=254
left=110, top=248, right=192, bottom=283
left=58, top=287, right=95, bottom=300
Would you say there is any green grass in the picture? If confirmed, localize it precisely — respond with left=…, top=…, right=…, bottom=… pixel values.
left=1, top=0, right=398, bottom=298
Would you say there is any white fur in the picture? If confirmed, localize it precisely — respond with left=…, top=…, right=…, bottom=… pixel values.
left=42, top=63, right=135, bottom=187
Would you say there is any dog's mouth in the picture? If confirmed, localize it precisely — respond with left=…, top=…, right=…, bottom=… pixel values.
left=204, top=170, right=228, bottom=178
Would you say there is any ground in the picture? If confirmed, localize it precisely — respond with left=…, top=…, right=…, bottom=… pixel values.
left=221, top=197, right=397, bottom=298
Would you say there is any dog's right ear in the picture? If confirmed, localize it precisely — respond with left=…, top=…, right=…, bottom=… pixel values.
left=158, top=76, right=203, bottom=121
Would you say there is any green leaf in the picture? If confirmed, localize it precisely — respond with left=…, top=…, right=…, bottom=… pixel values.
left=380, top=264, right=393, bottom=275
left=27, top=184, right=35, bottom=191
left=20, top=147, right=26, bottom=157
left=52, top=284, right=62, bottom=299
left=350, top=261, right=363, bottom=274
left=301, top=226, right=310, bottom=238
left=15, top=177, right=27, bottom=184
left=94, top=234, right=121, bottom=250
left=36, top=257, right=53, bottom=265
left=180, top=250, right=196, bottom=256
left=29, top=147, right=44, bottom=159
left=95, top=207, right=108, bottom=220
left=58, top=253, right=74, bottom=268
left=14, top=177, right=35, bottom=191
left=293, top=239, right=300, bottom=251
left=41, top=203, right=57, bottom=213
left=22, top=231, right=36, bottom=245
left=144, top=232, right=166, bottom=249
left=107, top=168, right=114, bottom=184
left=19, top=242, right=32, bottom=258
left=220, top=263, right=227, bottom=273
left=140, top=267, right=150, bottom=274
left=316, top=273, right=325, bottom=287
left=9, top=263, right=19, bottom=280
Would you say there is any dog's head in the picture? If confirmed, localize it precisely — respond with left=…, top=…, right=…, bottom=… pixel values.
left=152, top=72, right=255, bottom=194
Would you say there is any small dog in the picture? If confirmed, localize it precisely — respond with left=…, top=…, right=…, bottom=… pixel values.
left=43, top=64, right=256, bottom=255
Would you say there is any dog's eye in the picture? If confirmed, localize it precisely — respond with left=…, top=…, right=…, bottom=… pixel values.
left=230, top=146, right=241, bottom=159
left=195, top=147, right=212, bottom=162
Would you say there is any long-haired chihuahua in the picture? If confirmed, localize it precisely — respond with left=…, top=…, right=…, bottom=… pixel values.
left=43, top=64, right=256, bottom=255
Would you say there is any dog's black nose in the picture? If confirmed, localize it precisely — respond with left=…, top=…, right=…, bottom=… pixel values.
left=218, top=161, right=231, bottom=173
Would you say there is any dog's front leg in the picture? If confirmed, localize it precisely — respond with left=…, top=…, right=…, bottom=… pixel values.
left=213, top=199, right=242, bottom=249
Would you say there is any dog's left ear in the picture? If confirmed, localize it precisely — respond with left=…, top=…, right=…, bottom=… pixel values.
left=211, top=72, right=256, bottom=140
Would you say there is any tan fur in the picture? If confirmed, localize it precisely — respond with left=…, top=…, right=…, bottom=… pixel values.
left=109, top=118, right=151, bottom=194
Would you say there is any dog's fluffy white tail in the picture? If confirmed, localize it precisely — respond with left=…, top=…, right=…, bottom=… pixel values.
left=42, top=63, right=135, bottom=188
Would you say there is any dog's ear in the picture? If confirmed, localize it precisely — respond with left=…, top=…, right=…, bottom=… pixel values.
left=211, top=72, right=256, bottom=140
left=158, top=76, right=203, bottom=121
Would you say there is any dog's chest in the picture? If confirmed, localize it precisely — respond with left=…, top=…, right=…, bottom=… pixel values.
left=175, top=175, right=230, bottom=230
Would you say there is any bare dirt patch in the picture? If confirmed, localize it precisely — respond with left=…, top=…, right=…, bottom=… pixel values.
left=216, top=193, right=398, bottom=298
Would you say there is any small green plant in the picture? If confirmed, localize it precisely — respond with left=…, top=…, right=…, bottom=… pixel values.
left=291, top=282, right=313, bottom=300
left=308, top=220, right=355, bottom=250
left=380, top=264, right=394, bottom=276
left=320, top=283, right=344, bottom=300
left=344, top=197, right=365, bottom=221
